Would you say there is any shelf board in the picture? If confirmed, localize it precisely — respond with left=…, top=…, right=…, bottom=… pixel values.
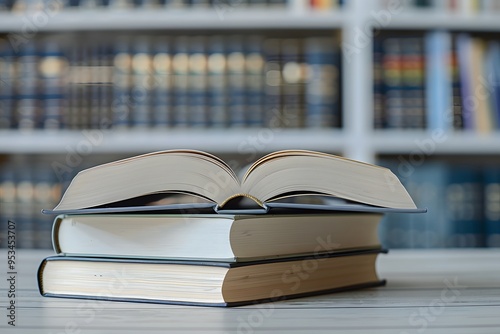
left=0, top=9, right=345, bottom=32
left=0, top=129, right=346, bottom=154
left=372, top=130, right=500, bottom=155
left=383, top=11, right=500, bottom=31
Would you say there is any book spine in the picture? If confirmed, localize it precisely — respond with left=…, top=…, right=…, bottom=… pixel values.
left=425, top=31, right=452, bottom=131
left=263, top=38, right=281, bottom=127
left=304, top=36, right=340, bottom=128
left=456, top=33, right=475, bottom=130
left=245, top=35, right=265, bottom=127
left=112, top=37, right=132, bottom=128
left=401, top=35, right=426, bottom=129
left=172, top=36, right=190, bottom=127
left=38, top=39, right=67, bottom=130
left=373, top=35, right=386, bottom=129
left=188, top=36, right=208, bottom=127
left=381, top=37, right=404, bottom=129
left=130, top=37, right=153, bottom=128
left=446, top=166, right=484, bottom=247
left=151, top=37, right=172, bottom=128
left=15, top=41, right=39, bottom=130
left=450, top=35, right=464, bottom=130
left=227, top=35, right=246, bottom=127
left=207, top=35, right=228, bottom=127
left=0, top=38, right=15, bottom=129
left=281, top=38, right=304, bottom=128
left=484, top=167, right=500, bottom=247
left=15, top=165, right=36, bottom=249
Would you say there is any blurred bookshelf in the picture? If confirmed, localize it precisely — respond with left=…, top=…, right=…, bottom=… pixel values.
left=1, top=0, right=500, bottom=249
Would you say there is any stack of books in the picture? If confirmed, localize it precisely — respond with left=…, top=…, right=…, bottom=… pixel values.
left=37, top=149, right=423, bottom=306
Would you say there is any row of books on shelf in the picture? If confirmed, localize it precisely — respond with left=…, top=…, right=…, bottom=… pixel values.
left=0, top=34, right=341, bottom=129
left=0, top=0, right=344, bottom=12
left=1, top=157, right=500, bottom=249
left=379, top=160, right=500, bottom=249
left=374, top=31, right=500, bottom=132
left=389, top=0, right=500, bottom=13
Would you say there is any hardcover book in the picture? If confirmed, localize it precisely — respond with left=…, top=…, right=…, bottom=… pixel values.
left=43, top=149, right=423, bottom=214
left=38, top=249, right=386, bottom=307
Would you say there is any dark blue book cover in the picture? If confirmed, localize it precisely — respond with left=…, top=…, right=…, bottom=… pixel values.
left=483, top=167, right=500, bottom=247
left=373, top=35, right=386, bottom=129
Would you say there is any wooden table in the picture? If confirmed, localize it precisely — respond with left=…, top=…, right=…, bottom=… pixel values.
left=1, top=249, right=499, bottom=333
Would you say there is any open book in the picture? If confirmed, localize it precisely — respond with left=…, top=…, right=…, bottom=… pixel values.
left=46, top=149, right=422, bottom=214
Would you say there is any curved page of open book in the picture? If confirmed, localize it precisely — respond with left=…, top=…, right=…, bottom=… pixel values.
left=52, top=149, right=416, bottom=212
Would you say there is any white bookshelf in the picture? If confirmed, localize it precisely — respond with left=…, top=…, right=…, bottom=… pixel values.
left=2, top=0, right=500, bottom=164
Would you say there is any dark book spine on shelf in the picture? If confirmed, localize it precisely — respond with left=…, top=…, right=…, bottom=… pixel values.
left=483, top=167, right=500, bottom=247
left=0, top=165, right=16, bottom=248
left=38, top=40, right=67, bottom=130
left=381, top=37, right=404, bottom=129
left=207, top=35, right=227, bottom=127
left=112, top=37, right=132, bottom=128
left=446, top=166, right=484, bottom=247
left=281, top=38, right=304, bottom=128
left=79, top=44, right=92, bottom=129
left=451, top=35, right=464, bottom=130
left=130, top=37, right=153, bottom=128
left=304, top=36, right=340, bottom=128
left=245, top=35, right=265, bottom=127
left=227, top=35, right=247, bottom=127
left=15, top=165, right=36, bottom=249
left=15, top=41, right=39, bottom=130
left=263, top=38, right=281, bottom=127
left=151, top=37, right=172, bottom=128
left=32, top=164, right=61, bottom=249
left=456, top=33, right=475, bottom=130
left=485, top=41, right=500, bottom=130
left=98, top=42, right=114, bottom=129
left=188, top=36, right=208, bottom=127
left=373, top=36, right=386, bottom=129
left=88, top=42, right=102, bottom=129
left=172, top=36, right=190, bottom=127
left=0, top=38, right=15, bottom=129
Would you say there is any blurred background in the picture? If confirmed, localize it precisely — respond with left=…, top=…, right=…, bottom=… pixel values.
left=0, top=0, right=499, bottom=250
